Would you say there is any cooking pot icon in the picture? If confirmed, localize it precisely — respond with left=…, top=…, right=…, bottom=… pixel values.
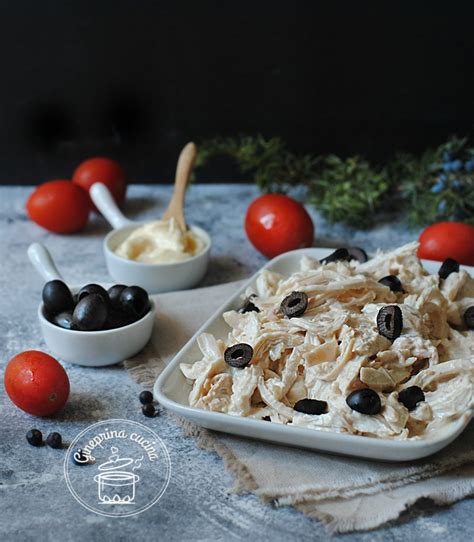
left=94, top=453, right=140, bottom=504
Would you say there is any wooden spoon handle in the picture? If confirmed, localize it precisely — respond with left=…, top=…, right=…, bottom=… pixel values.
left=162, top=142, right=197, bottom=230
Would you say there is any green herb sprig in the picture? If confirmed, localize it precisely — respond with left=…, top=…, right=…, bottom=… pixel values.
left=309, top=155, right=390, bottom=228
left=196, top=134, right=474, bottom=228
left=196, top=135, right=320, bottom=193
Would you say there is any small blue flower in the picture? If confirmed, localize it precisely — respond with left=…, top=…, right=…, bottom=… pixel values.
left=464, top=159, right=474, bottom=172
left=438, top=200, right=447, bottom=212
left=450, top=159, right=462, bottom=171
left=452, top=179, right=462, bottom=190
left=442, top=151, right=451, bottom=163
left=431, top=181, right=445, bottom=193
left=443, top=162, right=453, bottom=172
left=439, top=174, right=448, bottom=182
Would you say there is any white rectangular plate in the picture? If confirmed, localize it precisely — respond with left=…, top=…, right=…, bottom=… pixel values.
left=154, top=247, right=473, bottom=461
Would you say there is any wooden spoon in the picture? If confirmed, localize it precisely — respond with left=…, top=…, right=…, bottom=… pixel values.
left=162, top=142, right=197, bottom=231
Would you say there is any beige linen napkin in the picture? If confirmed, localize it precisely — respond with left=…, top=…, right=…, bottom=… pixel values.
left=124, top=281, right=474, bottom=533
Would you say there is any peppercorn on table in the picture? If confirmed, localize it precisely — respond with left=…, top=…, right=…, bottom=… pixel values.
left=0, top=184, right=472, bottom=542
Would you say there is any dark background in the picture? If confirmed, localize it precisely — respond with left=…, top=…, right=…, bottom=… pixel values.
left=1, top=1, right=473, bottom=184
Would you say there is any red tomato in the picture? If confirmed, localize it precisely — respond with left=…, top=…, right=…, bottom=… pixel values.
left=418, top=222, right=474, bottom=266
left=26, top=180, right=90, bottom=234
left=245, top=194, right=314, bottom=258
left=4, top=351, right=70, bottom=416
left=72, top=157, right=127, bottom=211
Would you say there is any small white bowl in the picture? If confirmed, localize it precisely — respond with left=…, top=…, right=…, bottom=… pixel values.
left=28, top=243, right=156, bottom=367
left=91, top=183, right=211, bottom=294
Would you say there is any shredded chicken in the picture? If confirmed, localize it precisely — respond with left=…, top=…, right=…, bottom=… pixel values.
left=180, top=243, right=474, bottom=439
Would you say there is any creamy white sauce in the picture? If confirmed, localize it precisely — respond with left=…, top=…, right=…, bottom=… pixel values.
left=114, top=218, right=205, bottom=263
left=180, top=243, right=474, bottom=439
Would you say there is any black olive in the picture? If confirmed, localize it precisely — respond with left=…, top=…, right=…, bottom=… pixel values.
left=378, top=275, right=403, bottom=293
left=320, top=248, right=351, bottom=265
left=347, top=247, right=369, bottom=263
left=224, top=343, right=254, bottom=368
left=142, top=403, right=156, bottom=417
left=438, top=258, right=459, bottom=280
left=294, top=399, right=328, bottom=415
left=104, top=308, right=133, bottom=330
left=239, top=294, right=260, bottom=313
left=262, top=416, right=271, bottom=422
left=26, top=429, right=43, bottom=447
left=72, top=449, right=90, bottom=465
left=463, top=306, right=474, bottom=330
left=119, top=286, right=150, bottom=319
left=42, top=280, right=75, bottom=315
left=346, top=388, right=381, bottom=415
left=377, top=305, right=403, bottom=341
left=77, top=283, right=109, bottom=304
left=139, top=390, right=154, bottom=405
left=53, top=311, right=77, bottom=330
left=46, top=432, right=62, bottom=449
left=73, top=294, right=108, bottom=331
left=397, top=386, right=425, bottom=411
left=107, top=284, right=127, bottom=310
left=280, top=291, right=308, bottom=318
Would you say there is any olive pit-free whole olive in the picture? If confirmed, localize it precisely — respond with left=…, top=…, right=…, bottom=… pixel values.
left=104, top=308, right=133, bottom=330
left=107, top=284, right=127, bottom=310
left=42, top=280, right=75, bottom=315
left=72, top=294, right=108, bottom=331
left=119, top=286, right=149, bottom=319
left=77, top=283, right=109, bottom=304
left=53, top=311, right=77, bottom=330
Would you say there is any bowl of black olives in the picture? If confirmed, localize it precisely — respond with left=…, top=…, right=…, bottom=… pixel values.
left=28, top=243, right=155, bottom=366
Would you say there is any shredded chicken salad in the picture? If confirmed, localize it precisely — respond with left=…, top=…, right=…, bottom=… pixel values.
left=180, top=243, right=474, bottom=439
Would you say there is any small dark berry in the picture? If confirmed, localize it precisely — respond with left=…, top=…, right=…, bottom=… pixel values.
left=46, top=432, right=62, bottom=449
left=26, top=429, right=43, bottom=447
left=139, top=390, right=154, bottom=405
left=142, top=403, right=156, bottom=417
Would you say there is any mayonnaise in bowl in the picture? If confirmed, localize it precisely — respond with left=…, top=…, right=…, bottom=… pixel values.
left=114, top=218, right=206, bottom=264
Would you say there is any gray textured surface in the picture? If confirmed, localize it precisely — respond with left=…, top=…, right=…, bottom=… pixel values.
left=0, top=184, right=472, bottom=541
